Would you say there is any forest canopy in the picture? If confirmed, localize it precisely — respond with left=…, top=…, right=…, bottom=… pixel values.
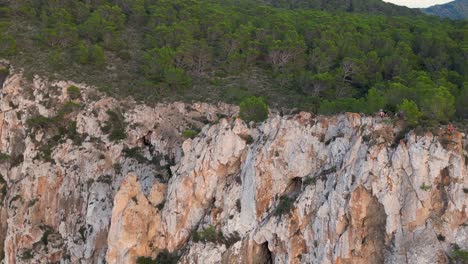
left=0, top=0, right=467, bottom=124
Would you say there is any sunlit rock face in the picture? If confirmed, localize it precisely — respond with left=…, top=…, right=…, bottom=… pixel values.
left=0, top=71, right=466, bottom=264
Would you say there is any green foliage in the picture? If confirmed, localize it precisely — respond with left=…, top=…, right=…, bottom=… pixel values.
left=0, top=153, right=10, bottom=162
left=123, top=147, right=146, bottom=163
left=398, top=99, right=422, bottom=126
left=26, top=116, right=55, bottom=129
left=275, top=196, right=294, bottom=216
left=101, top=109, right=126, bottom=142
left=0, top=0, right=466, bottom=124
left=0, top=174, right=7, bottom=203
left=452, top=244, right=468, bottom=262
left=318, top=98, right=366, bottom=115
left=303, top=176, right=316, bottom=186
left=136, top=256, right=156, bottom=264
left=365, top=87, right=386, bottom=114
left=0, top=35, right=16, bottom=56
left=39, top=226, right=53, bottom=246
left=223, top=87, right=251, bottom=104
left=27, top=100, right=84, bottom=161
left=455, top=83, right=468, bottom=119
left=155, top=250, right=179, bottom=264
left=89, top=44, right=105, bottom=66
left=420, top=87, right=455, bottom=122
left=239, top=96, right=269, bottom=123
left=259, top=0, right=420, bottom=15
left=0, top=67, right=9, bottom=80
left=420, top=183, right=431, bottom=191
left=67, top=85, right=81, bottom=100
left=191, top=225, right=240, bottom=247
left=113, top=162, right=122, bottom=174
left=182, top=129, right=199, bottom=139
left=73, top=41, right=89, bottom=65
left=57, top=101, right=81, bottom=117
left=193, top=225, right=221, bottom=243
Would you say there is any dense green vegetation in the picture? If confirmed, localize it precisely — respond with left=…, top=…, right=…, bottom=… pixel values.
left=136, top=251, right=179, bottom=264
left=239, top=96, right=269, bottom=123
left=256, top=0, right=421, bottom=15
left=0, top=0, right=467, bottom=125
left=423, top=0, right=468, bottom=20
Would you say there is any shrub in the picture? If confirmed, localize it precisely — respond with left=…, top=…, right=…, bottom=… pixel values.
left=113, top=163, right=122, bottom=174
left=239, top=96, right=269, bottom=123
left=275, top=196, right=294, bottom=216
left=40, top=226, right=53, bottom=246
left=0, top=175, right=7, bottom=205
left=420, top=86, right=455, bottom=123
left=362, top=134, right=371, bottom=142
left=0, top=153, right=10, bottom=162
left=101, top=109, right=127, bottom=141
left=455, top=84, right=468, bottom=119
left=192, top=225, right=237, bottom=246
left=164, top=67, right=192, bottom=91
left=57, top=101, right=81, bottom=117
left=303, top=176, right=316, bottom=186
left=123, top=147, right=146, bottom=163
left=0, top=35, right=16, bottom=56
left=0, top=67, right=9, bottom=82
left=318, top=98, right=366, bottom=115
left=136, top=256, right=156, bottom=264
left=239, top=134, right=254, bottom=144
left=89, top=44, right=105, bottom=66
left=136, top=250, right=179, bottom=264
left=223, top=86, right=250, bottom=104
left=452, top=244, right=468, bottom=262
left=67, top=85, right=81, bottom=100
left=398, top=99, right=422, bottom=126
left=182, top=129, right=199, bottom=139
left=420, top=183, right=431, bottom=191
left=155, top=250, right=179, bottom=264
left=26, top=115, right=54, bottom=129
left=193, top=225, right=219, bottom=243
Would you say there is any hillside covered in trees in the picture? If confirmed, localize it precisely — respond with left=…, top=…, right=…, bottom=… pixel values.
left=423, top=0, right=468, bottom=20
left=250, top=0, right=421, bottom=15
left=0, top=0, right=467, bottom=126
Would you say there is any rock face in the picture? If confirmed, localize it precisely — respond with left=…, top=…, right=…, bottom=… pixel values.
left=0, top=71, right=466, bottom=264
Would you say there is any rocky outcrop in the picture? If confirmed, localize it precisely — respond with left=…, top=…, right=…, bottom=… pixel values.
left=0, top=70, right=466, bottom=264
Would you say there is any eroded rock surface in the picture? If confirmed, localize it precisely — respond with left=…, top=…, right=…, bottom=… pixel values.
left=0, top=72, right=466, bottom=264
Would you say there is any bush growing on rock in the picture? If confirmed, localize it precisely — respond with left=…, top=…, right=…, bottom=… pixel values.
left=452, top=244, right=468, bottom=262
left=193, top=225, right=219, bottom=243
left=67, top=85, right=81, bottom=100
left=136, top=250, right=179, bottom=264
left=398, top=99, right=422, bottom=127
left=136, top=256, right=155, bottom=264
left=275, top=195, right=294, bottom=216
left=182, top=129, right=199, bottom=139
left=239, top=96, right=268, bottom=123
left=101, top=109, right=127, bottom=142
left=155, top=250, right=179, bottom=264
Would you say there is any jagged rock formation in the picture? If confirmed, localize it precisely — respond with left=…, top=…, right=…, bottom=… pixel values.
left=0, top=68, right=466, bottom=263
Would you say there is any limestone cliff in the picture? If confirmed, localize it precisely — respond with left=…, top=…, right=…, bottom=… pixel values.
left=0, top=67, right=466, bottom=264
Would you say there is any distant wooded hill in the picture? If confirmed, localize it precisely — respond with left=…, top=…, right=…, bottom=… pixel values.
left=422, top=0, right=468, bottom=19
